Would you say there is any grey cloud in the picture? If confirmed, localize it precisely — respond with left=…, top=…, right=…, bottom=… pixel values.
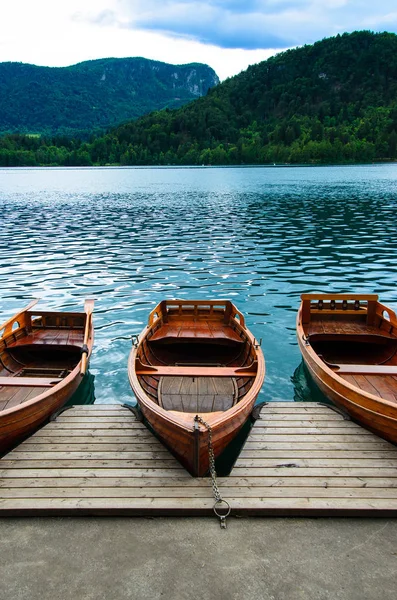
left=83, top=1, right=397, bottom=50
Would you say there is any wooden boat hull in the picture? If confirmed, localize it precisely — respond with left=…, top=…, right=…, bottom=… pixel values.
left=128, top=300, right=265, bottom=476
left=133, top=386, right=259, bottom=476
left=0, top=374, right=83, bottom=454
left=0, top=301, right=94, bottom=455
left=297, top=293, right=397, bottom=445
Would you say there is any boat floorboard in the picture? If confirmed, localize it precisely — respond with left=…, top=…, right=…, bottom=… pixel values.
left=1, top=402, right=397, bottom=516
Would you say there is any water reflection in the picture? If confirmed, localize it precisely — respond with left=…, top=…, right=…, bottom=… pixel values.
left=65, top=371, right=96, bottom=407
left=291, top=361, right=332, bottom=405
left=1, top=165, right=397, bottom=403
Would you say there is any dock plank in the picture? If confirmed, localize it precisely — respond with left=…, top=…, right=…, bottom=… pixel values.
left=1, top=402, right=397, bottom=516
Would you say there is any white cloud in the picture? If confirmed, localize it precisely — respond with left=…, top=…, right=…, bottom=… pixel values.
left=1, top=1, right=397, bottom=80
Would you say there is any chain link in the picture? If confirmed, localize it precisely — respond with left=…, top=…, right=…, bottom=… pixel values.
left=195, top=415, right=231, bottom=528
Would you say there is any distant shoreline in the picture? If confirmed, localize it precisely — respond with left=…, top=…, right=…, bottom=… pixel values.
left=1, top=162, right=396, bottom=170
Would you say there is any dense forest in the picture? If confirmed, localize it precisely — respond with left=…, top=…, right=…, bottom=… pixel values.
left=0, top=58, right=218, bottom=136
left=2, top=31, right=397, bottom=166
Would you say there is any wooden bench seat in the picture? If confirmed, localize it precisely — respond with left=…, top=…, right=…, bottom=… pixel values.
left=333, top=365, right=397, bottom=375
left=0, top=377, right=60, bottom=387
left=135, top=364, right=257, bottom=378
left=308, top=321, right=395, bottom=339
left=6, top=329, right=84, bottom=348
left=149, top=323, right=243, bottom=344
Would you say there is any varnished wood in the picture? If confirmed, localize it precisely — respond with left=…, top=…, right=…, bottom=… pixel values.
left=80, top=299, right=95, bottom=376
left=0, top=377, right=60, bottom=387
left=1, top=402, right=397, bottom=516
left=134, top=363, right=258, bottom=377
left=297, top=293, right=397, bottom=444
left=0, top=300, right=94, bottom=455
left=334, top=365, right=397, bottom=375
left=128, top=299, right=265, bottom=476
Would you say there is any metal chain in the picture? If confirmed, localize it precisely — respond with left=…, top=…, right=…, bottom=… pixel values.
left=194, top=415, right=231, bottom=528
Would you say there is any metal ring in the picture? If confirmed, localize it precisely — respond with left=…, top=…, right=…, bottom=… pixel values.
left=213, top=499, right=231, bottom=518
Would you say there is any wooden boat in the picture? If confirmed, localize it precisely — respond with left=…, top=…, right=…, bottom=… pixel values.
left=297, top=293, right=397, bottom=444
left=128, top=299, right=265, bottom=476
left=0, top=299, right=94, bottom=455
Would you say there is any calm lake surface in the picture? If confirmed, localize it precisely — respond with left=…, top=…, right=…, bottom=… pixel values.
left=1, top=164, right=397, bottom=404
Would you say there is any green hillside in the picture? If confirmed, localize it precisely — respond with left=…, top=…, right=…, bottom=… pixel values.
left=2, top=31, right=397, bottom=165
left=0, top=58, right=219, bottom=136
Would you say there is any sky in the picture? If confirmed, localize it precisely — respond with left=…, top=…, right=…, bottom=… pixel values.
left=1, top=1, right=397, bottom=80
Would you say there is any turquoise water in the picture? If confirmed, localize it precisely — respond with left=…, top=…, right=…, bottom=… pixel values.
left=1, top=164, right=397, bottom=404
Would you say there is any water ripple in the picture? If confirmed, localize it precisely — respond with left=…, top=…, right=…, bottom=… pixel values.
left=1, top=165, right=397, bottom=403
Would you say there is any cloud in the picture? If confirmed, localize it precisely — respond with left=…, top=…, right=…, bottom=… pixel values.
left=78, top=0, right=397, bottom=50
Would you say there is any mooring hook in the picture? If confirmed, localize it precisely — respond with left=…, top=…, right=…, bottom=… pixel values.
left=213, top=499, right=231, bottom=529
left=131, top=334, right=139, bottom=348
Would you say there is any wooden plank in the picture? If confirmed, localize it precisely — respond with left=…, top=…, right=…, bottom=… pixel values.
left=55, top=410, right=134, bottom=417
left=6, top=449, right=397, bottom=466
left=258, top=408, right=338, bottom=415
left=136, top=365, right=256, bottom=377
left=2, top=476, right=397, bottom=489
left=248, top=435, right=381, bottom=443
left=243, top=441, right=395, bottom=450
left=239, top=449, right=397, bottom=459
left=301, top=293, right=379, bottom=301
left=0, top=468, right=191, bottom=478
left=0, top=459, right=184, bottom=469
left=1, top=497, right=397, bottom=517
left=37, top=422, right=149, bottom=431
left=6, top=450, right=173, bottom=460
left=252, top=420, right=361, bottom=428
left=2, top=466, right=397, bottom=478
left=230, top=467, right=397, bottom=477
left=235, top=458, right=397, bottom=468
left=13, top=442, right=166, bottom=451
left=0, top=377, right=59, bottom=387
left=250, top=427, right=371, bottom=434
left=3, top=486, right=397, bottom=499
left=335, top=365, right=397, bottom=375
left=20, top=444, right=394, bottom=456
left=69, top=404, right=126, bottom=410
left=261, top=413, right=343, bottom=421
left=29, top=429, right=152, bottom=437
left=53, top=416, right=149, bottom=424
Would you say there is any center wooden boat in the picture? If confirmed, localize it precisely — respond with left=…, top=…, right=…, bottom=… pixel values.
left=128, top=299, right=265, bottom=476
left=0, top=299, right=94, bottom=455
left=297, top=293, right=397, bottom=444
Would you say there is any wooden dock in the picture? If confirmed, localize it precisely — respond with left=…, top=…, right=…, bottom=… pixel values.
left=1, top=402, right=397, bottom=516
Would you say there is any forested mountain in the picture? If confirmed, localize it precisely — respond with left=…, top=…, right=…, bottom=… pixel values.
left=2, top=31, right=397, bottom=165
left=0, top=58, right=219, bottom=136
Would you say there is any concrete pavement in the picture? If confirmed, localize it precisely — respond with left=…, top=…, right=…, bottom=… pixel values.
left=1, top=517, right=397, bottom=600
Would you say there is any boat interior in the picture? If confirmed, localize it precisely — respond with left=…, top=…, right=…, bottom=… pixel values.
left=135, top=300, right=259, bottom=413
left=302, top=294, right=397, bottom=403
left=0, top=311, right=85, bottom=411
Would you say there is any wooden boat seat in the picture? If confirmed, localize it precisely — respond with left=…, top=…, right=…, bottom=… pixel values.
left=333, top=365, right=397, bottom=375
left=6, top=329, right=83, bottom=348
left=136, top=363, right=257, bottom=377
left=307, top=321, right=395, bottom=339
left=149, top=323, right=243, bottom=344
left=0, top=376, right=60, bottom=387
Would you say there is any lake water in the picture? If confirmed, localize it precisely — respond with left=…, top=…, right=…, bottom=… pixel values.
left=1, top=164, right=397, bottom=405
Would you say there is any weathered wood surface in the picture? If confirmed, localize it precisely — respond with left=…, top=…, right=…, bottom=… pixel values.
left=1, top=402, right=397, bottom=516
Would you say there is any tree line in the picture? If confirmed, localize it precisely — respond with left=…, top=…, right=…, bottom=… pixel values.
left=2, top=31, right=397, bottom=166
